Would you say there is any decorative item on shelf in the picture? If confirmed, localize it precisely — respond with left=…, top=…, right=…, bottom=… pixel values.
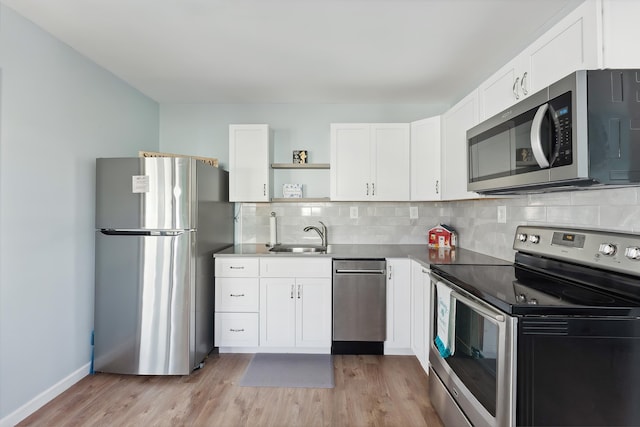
left=282, top=184, right=303, bottom=198
left=138, top=150, right=219, bottom=167
left=293, top=150, right=308, bottom=164
left=428, top=224, right=457, bottom=248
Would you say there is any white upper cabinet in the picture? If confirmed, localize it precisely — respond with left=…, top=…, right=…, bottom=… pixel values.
left=330, top=123, right=371, bottom=201
left=229, top=124, right=271, bottom=202
left=330, top=123, right=410, bottom=201
left=478, top=57, right=526, bottom=121
left=523, top=0, right=600, bottom=94
left=479, top=0, right=601, bottom=120
left=602, top=0, right=640, bottom=67
left=441, top=90, right=481, bottom=201
left=410, top=116, right=442, bottom=201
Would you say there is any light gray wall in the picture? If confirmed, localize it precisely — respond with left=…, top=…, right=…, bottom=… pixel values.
left=0, top=5, right=159, bottom=423
left=239, top=186, right=640, bottom=262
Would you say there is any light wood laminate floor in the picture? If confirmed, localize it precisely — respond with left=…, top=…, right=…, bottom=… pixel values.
left=19, top=354, right=443, bottom=427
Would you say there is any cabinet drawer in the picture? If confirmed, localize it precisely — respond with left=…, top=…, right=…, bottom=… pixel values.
left=215, top=278, right=259, bottom=312
left=260, top=257, right=331, bottom=278
left=215, top=257, right=259, bottom=277
left=214, top=312, right=259, bottom=347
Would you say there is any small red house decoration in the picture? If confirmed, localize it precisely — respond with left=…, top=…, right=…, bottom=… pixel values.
left=428, top=224, right=457, bottom=248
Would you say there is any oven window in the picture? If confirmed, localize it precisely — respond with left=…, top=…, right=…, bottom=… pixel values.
left=446, top=301, right=499, bottom=417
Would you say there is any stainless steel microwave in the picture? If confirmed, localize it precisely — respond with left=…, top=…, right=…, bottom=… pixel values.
left=467, top=69, right=640, bottom=194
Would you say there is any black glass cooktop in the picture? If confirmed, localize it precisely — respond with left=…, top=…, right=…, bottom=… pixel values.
left=431, top=262, right=640, bottom=316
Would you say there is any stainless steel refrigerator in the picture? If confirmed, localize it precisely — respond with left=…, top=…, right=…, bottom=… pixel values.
left=94, top=157, right=234, bottom=375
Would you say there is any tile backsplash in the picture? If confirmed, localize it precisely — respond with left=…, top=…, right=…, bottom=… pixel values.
left=237, top=187, right=640, bottom=262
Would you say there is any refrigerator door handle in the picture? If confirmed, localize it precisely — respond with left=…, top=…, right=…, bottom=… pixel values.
left=100, top=229, right=189, bottom=236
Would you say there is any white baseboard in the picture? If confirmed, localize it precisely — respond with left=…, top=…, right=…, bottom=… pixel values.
left=0, top=363, right=90, bottom=427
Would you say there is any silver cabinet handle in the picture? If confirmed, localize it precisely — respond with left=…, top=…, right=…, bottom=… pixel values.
left=421, top=268, right=430, bottom=274
left=521, top=71, right=528, bottom=96
left=388, top=265, right=392, bottom=280
left=435, top=180, right=439, bottom=194
left=366, top=182, right=369, bottom=196
left=513, top=76, right=520, bottom=100
left=229, top=329, right=245, bottom=332
left=372, top=182, right=375, bottom=196
left=230, top=293, right=245, bottom=297
left=297, top=284, right=301, bottom=299
left=229, top=266, right=245, bottom=270
left=290, top=284, right=294, bottom=299
left=263, top=183, right=266, bottom=196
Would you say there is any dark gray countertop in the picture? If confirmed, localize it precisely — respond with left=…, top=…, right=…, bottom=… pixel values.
left=214, top=244, right=510, bottom=267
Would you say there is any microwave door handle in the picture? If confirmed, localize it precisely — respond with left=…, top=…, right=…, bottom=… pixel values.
left=530, top=103, right=550, bottom=168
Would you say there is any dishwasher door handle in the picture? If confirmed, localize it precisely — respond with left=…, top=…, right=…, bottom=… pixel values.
left=335, top=269, right=386, bottom=274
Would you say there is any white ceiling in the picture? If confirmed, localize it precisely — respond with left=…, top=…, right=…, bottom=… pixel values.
left=3, top=0, right=584, bottom=105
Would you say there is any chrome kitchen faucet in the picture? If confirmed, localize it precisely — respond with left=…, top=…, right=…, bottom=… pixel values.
left=303, top=221, right=327, bottom=248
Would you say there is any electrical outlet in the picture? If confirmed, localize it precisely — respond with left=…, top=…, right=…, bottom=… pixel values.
left=410, top=206, right=419, bottom=219
left=350, top=206, right=358, bottom=219
left=497, top=205, right=507, bottom=224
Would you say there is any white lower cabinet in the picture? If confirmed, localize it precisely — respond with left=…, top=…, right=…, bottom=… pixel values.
left=259, top=258, right=332, bottom=353
left=411, top=260, right=431, bottom=372
left=214, top=312, right=259, bottom=348
left=384, top=258, right=412, bottom=355
left=214, top=258, right=260, bottom=352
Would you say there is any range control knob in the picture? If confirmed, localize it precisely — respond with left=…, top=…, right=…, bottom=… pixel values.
left=528, top=235, right=540, bottom=244
left=625, top=246, right=640, bottom=260
left=598, top=243, right=617, bottom=256
left=517, top=233, right=528, bottom=242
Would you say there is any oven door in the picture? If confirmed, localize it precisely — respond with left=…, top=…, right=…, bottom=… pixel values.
left=429, top=273, right=517, bottom=427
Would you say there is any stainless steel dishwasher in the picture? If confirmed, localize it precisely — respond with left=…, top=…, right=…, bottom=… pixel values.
left=332, top=259, right=387, bottom=355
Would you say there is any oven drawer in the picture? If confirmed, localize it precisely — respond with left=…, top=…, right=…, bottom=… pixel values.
left=429, top=367, right=472, bottom=427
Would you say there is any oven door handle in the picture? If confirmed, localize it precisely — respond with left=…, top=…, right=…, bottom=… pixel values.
left=450, top=289, right=505, bottom=323
left=430, top=272, right=506, bottom=323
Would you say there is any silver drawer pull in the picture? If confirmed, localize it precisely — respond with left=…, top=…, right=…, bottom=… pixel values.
left=229, top=328, right=245, bottom=332
left=229, top=266, right=245, bottom=269
left=230, top=293, right=245, bottom=297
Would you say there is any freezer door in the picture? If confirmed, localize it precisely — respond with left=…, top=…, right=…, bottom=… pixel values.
left=96, top=157, right=194, bottom=230
left=94, top=230, right=195, bottom=375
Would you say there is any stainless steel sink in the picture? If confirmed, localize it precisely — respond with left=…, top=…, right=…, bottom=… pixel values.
left=268, top=244, right=328, bottom=254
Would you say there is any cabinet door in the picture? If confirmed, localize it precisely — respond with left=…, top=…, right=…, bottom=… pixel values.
left=371, top=124, right=410, bottom=201
left=478, top=58, right=524, bottom=120
left=296, top=278, right=332, bottom=348
left=259, top=278, right=296, bottom=347
left=410, top=117, right=441, bottom=200
left=385, top=259, right=411, bottom=353
left=603, top=0, right=640, bottom=67
left=523, top=0, right=600, bottom=94
left=229, top=124, right=270, bottom=202
left=330, top=123, right=372, bottom=201
left=441, top=91, right=480, bottom=201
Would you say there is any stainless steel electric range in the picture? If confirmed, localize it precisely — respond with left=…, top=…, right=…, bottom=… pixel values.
left=429, top=225, right=640, bottom=427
